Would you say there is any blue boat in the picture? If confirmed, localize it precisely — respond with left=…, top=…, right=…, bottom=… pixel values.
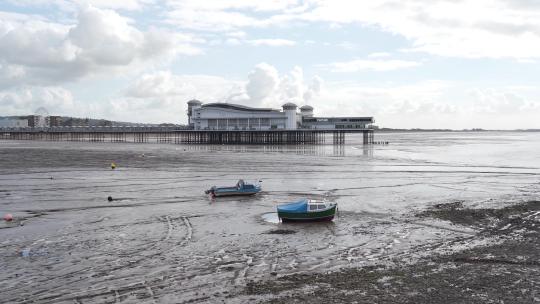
left=205, top=180, right=261, bottom=197
left=277, top=198, right=337, bottom=222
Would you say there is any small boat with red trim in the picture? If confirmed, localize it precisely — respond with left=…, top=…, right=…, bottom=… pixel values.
left=277, top=198, right=337, bottom=222
left=205, top=179, right=261, bottom=197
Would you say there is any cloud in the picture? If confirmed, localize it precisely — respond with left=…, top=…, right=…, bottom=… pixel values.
left=306, top=79, right=452, bottom=116
left=0, top=64, right=26, bottom=89
left=304, top=80, right=540, bottom=129
left=125, top=71, right=192, bottom=98
left=303, top=75, right=323, bottom=103
left=247, top=39, right=297, bottom=47
left=119, top=63, right=324, bottom=122
left=162, top=0, right=311, bottom=31
left=222, top=36, right=298, bottom=47
left=241, top=63, right=325, bottom=108
left=125, top=70, right=239, bottom=99
left=76, top=0, right=156, bottom=11
left=468, top=89, right=539, bottom=114
left=368, top=52, right=391, bottom=58
left=245, top=63, right=280, bottom=104
left=160, top=0, right=540, bottom=59
left=320, top=59, right=421, bottom=72
left=0, top=5, right=200, bottom=88
left=114, top=70, right=245, bottom=123
left=166, top=0, right=300, bottom=12
left=0, top=86, right=75, bottom=115
left=164, top=8, right=261, bottom=32
left=303, top=0, right=540, bottom=59
left=21, top=1, right=540, bottom=60
left=6, top=0, right=155, bottom=11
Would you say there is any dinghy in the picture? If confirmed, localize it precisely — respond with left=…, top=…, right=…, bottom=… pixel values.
left=205, top=179, right=261, bottom=197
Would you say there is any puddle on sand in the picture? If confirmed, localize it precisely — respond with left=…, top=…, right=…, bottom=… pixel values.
left=261, top=212, right=280, bottom=224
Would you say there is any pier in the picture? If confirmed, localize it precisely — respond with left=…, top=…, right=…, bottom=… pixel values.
left=0, top=127, right=375, bottom=145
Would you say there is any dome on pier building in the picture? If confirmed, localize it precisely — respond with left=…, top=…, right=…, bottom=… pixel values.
left=299, top=105, right=314, bottom=117
left=187, top=99, right=202, bottom=106
left=281, top=102, right=298, bottom=110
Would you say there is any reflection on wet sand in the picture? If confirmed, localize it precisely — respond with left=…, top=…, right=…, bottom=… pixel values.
left=178, top=142, right=374, bottom=157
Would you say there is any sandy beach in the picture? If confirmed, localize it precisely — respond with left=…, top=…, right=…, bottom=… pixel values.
left=1, top=132, right=539, bottom=303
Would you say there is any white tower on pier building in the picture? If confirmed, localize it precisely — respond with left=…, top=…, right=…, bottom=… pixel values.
left=187, top=99, right=202, bottom=128
left=282, top=102, right=298, bottom=130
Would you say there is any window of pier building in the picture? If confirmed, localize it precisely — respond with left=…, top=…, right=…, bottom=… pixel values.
left=239, top=118, right=249, bottom=129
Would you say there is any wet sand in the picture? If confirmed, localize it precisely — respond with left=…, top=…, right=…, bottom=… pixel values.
left=1, top=132, right=539, bottom=303
left=246, top=201, right=540, bottom=303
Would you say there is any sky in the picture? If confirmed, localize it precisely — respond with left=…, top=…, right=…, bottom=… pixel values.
left=0, top=0, right=540, bottom=129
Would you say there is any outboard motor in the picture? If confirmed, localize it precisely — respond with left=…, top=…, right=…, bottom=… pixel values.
left=205, top=186, right=216, bottom=195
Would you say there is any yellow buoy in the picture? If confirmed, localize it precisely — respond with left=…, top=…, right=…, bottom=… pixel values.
left=111, top=162, right=116, bottom=169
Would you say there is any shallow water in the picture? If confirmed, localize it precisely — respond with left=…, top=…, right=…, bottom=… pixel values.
left=1, top=131, right=539, bottom=303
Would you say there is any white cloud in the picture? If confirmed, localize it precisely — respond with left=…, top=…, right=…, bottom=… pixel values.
left=125, top=71, right=191, bottom=98
left=7, top=0, right=155, bottom=11
left=0, top=86, right=75, bottom=115
left=0, top=5, right=200, bottom=88
left=320, top=59, right=421, bottom=72
left=115, top=70, right=243, bottom=123
left=247, top=39, right=297, bottom=47
left=279, top=66, right=304, bottom=102
left=245, top=63, right=280, bottom=104
left=468, top=89, right=540, bottom=114
left=226, top=31, right=247, bottom=38
left=303, top=75, right=323, bottom=103
left=165, top=0, right=300, bottom=13
left=161, top=0, right=540, bottom=59
left=302, top=0, right=540, bottom=59
left=125, top=70, right=239, bottom=99
left=76, top=0, right=156, bottom=11
left=368, top=52, right=391, bottom=58
left=163, top=0, right=308, bottom=31
left=0, top=64, right=26, bottom=89
left=304, top=80, right=540, bottom=129
left=10, top=65, right=532, bottom=128
left=118, top=63, right=324, bottom=123
left=241, top=63, right=323, bottom=108
left=164, top=8, right=261, bottom=32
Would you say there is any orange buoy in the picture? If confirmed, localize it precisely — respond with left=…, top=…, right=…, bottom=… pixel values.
left=4, top=213, right=13, bottom=221
left=111, top=162, right=116, bottom=170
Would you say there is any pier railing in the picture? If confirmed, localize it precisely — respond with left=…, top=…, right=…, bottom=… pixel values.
left=0, top=128, right=375, bottom=145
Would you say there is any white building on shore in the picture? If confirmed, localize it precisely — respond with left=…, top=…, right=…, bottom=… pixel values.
left=187, top=100, right=374, bottom=130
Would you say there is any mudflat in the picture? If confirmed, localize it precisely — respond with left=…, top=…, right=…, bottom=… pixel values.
left=1, top=132, right=539, bottom=303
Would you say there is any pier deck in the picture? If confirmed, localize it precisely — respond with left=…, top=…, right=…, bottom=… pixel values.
left=0, top=128, right=375, bottom=145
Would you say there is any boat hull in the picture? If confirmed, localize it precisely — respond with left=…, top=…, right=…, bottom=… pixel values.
left=278, top=206, right=336, bottom=222
left=213, top=190, right=259, bottom=197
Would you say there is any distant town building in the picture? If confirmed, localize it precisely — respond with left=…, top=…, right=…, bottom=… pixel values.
left=47, top=116, right=63, bottom=127
left=27, top=115, right=46, bottom=128
left=187, top=101, right=374, bottom=130
left=65, top=117, right=89, bottom=127
left=0, top=118, right=29, bottom=128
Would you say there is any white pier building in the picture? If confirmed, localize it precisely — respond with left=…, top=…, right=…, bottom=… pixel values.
left=187, top=100, right=373, bottom=130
